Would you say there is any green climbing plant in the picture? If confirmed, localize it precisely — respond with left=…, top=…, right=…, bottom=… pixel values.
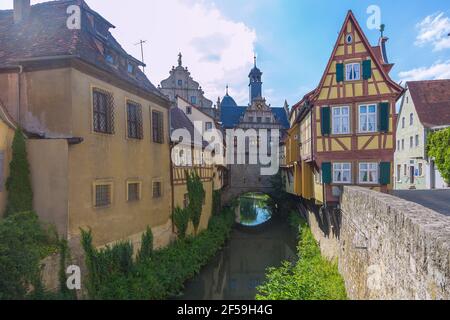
left=186, top=170, right=205, bottom=234
left=172, top=206, right=189, bottom=239
left=427, top=127, right=450, bottom=184
left=4, top=128, right=33, bottom=217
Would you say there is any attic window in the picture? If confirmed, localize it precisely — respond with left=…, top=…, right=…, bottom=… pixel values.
left=95, top=19, right=110, bottom=40
left=346, top=34, right=353, bottom=44
left=127, top=63, right=135, bottom=74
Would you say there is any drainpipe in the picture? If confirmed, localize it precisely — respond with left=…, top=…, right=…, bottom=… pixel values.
left=14, top=65, right=24, bottom=127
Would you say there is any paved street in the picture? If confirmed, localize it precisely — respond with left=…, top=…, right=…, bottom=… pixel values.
left=393, top=190, right=450, bottom=216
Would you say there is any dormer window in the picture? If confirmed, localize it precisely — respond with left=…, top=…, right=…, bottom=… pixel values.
left=105, top=54, right=114, bottom=64
left=94, top=19, right=110, bottom=40
left=177, top=80, right=183, bottom=86
left=127, top=63, right=135, bottom=74
left=105, top=50, right=116, bottom=65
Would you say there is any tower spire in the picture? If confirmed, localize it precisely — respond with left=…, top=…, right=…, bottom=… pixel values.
left=178, top=52, right=182, bottom=67
left=254, top=54, right=257, bottom=67
left=226, top=84, right=229, bottom=95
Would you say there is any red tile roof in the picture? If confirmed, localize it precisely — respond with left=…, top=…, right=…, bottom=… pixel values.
left=407, top=80, right=450, bottom=128
left=0, top=0, right=167, bottom=100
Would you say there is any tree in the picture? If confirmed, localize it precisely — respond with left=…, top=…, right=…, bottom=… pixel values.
left=186, top=171, right=205, bottom=234
left=427, top=128, right=450, bottom=184
left=4, top=128, right=33, bottom=216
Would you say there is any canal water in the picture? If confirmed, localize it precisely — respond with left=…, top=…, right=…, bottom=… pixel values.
left=181, top=193, right=298, bottom=300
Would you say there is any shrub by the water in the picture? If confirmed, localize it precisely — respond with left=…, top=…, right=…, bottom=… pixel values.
left=0, top=211, right=59, bottom=300
left=81, top=207, right=235, bottom=300
left=256, top=221, right=347, bottom=300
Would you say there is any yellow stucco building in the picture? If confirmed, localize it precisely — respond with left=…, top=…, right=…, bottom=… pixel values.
left=0, top=1, right=174, bottom=249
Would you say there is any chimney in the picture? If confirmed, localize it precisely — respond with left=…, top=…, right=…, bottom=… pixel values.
left=14, top=0, right=31, bottom=24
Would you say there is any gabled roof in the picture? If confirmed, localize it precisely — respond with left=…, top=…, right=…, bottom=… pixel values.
left=170, top=107, right=204, bottom=147
left=220, top=94, right=238, bottom=108
left=220, top=106, right=247, bottom=129
left=220, top=105, right=289, bottom=129
left=272, top=108, right=290, bottom=129
left=0, top=0, right=166, bottom=101
left=310, top=10, right=403, bottom=102
left=407, top=80, right=450, bottom=128
left=177, top=96, right=217, bottom=123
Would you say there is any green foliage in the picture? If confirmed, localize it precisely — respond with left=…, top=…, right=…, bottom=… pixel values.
left=81, top=208, right=235, bottom=300
left=4, top=128, right=33, bottom=217
left=186, top=171, right=206, bottom=233
left=256, top=223, right=347, bottom=301
left=288, top=211, right=307, bottom=233
left=81, top=229, right=134, bottom=299
left=212, top=190, right=222, bottom=215
left=427, top=128, right=450, bottom=183
left=0, top=211, right=59, bottom=300
left=136, top=227, right=153, bottom=263
left=267, top=172, right=296, bottom=217
left=172, top=206, right=189, bottom=239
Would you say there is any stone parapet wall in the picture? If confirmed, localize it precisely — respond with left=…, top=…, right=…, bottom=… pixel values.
left=307, top=186, right=450, bottom=300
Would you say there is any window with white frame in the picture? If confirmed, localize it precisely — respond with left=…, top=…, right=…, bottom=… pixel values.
left=359, top=163, right=378, bottom=184
left=345, top=63, right=361, bottom=81
left=205, top=122, right=213, bottom=132
left=333, top=163, right=352, bottom=183
left=332, top=106, right=350, bottom=134
left=359, top=104, right=377, bottom=133
left=410, top=113, right=414, bottom=126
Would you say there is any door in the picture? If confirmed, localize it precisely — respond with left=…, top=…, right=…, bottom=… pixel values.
left=410, top=166, right=415, bottom=184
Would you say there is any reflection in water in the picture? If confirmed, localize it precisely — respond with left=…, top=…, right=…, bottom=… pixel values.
left=238, top=193, right=272, bottom=226
left=180, top=217, right=297, bottom=300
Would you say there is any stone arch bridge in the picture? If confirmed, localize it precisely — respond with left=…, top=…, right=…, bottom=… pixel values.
left=221, top=164, right=276, bottom=204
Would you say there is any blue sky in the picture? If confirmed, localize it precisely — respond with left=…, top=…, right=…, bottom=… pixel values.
left=1, top=1, right=449, bottom=107
left=213, top=0, right=450, bottom=106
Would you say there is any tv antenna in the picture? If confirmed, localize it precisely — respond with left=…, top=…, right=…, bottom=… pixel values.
left=134, top=40, right=147, bottom=73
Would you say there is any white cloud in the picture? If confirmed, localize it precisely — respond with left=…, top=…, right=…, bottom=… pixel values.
left=398, top=60, right=450, bottom=82
left=415, top=12, right=450, bottom=51
left=0, top=0, right=257, bottom=105
left=87, top=0, right=257, bottom=105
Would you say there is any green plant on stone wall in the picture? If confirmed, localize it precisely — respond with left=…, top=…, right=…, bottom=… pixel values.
left=137, top=227, right=153, bottom=263
left=186, top=170, right=205, bottom=234
left=212, top=190, right=222, bottom=215
left=80, top=207, right=235, bottom=300
left=0, top=211, right=59, bottom=300
left=172, top=206, right=189, bottom=239
left=4, top=128, right=33, bottom=217
left=81, top=229, right=134, bottom=299
left=427, top=127, right=450, bottom=184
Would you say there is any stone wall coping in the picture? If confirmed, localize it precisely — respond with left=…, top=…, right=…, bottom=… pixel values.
left=342, top=186, right=450, bottom=252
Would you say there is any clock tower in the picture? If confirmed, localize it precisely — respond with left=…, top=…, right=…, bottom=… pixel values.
left=249, top=55, right=263, bottom=103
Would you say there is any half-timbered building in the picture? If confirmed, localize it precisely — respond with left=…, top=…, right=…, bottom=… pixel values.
left=287, top=11, right=404, bottom=205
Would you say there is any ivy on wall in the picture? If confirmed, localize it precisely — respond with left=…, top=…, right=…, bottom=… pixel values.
left=4, top=128, right=33, bottom=217
left=427, top=128, right=450, bottom=184
left=172, top=207, right=189, bottom=239
left=186, top=170, right=205, bottom=234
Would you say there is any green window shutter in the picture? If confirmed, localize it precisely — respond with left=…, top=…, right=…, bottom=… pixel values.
left=336, top=63, right=344, bottom=82
left=378, top=102, right=390, bottom=133
left=362, top=60, right=372, bottom=80
left=321, top=107, right=331, bottom=136
left=322, top=162, right=332, bottom=184
left=379, top=162, right=391, bottom=185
